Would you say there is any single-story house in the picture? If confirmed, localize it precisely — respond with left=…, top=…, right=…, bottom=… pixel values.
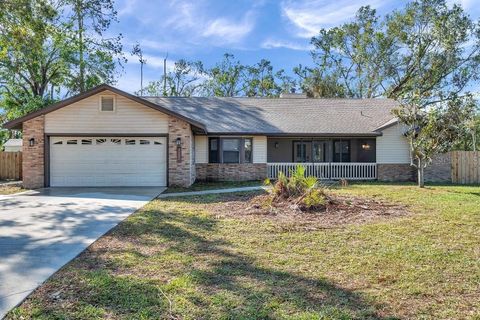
left=3, top=84, right=414, bottom=189
left=2, top=139, right=23, bottom=152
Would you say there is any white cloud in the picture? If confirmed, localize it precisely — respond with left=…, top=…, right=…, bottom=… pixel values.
left=261, top=38, right=313, bottom=51
left=281, top=0, right=388, bottom=38
left=117, top=0, right=138, bottom=16
left=202, top=12, right=256, bottom=44
left=164, top=0, right=198, bottom=31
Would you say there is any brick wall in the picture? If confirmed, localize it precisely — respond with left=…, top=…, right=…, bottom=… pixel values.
left=377, top=163, right=415, bottom=182
left=22, top=116, right=45, bottom=189
left=196, top=163, right=267, bottom=181
left=168, top=116, right=194, bottom=187
left=424, top=153, right=452, bottom=182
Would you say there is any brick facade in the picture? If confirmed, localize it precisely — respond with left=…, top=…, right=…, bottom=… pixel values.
left=168, top=116, right=195, bottom=187
left=22, top=116, right=45, bottom=189
left=424, top=153, right=452, bottom=182
left=377, top=163, right=415, bottom=182
left=196, top=163, right=267, bottom=181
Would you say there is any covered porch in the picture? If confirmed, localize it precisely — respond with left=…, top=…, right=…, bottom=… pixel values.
left=266, top=137, right=377, bottom=180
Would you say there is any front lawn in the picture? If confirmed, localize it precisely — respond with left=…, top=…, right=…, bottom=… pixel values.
left=7, top=183, right=480, bottom=319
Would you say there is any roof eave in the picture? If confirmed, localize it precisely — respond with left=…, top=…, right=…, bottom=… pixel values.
left=203, top=132, right=383, bottom=137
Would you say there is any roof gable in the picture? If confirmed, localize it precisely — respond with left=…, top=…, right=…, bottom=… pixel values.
left=3, top=84, right=206, bottom=131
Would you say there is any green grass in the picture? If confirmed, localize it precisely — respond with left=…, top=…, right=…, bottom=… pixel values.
left=7, top=183, right=480, bottom=319
left=164, top=180, right=262, bottom=193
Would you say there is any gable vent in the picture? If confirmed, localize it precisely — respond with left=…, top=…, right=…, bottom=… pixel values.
left=100, top=96, right=115, bottom=111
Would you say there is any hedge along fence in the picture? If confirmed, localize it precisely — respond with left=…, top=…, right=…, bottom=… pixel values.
left=0, top=152, right=22, bottom=180
left=451, top=151, right=480, bottom=184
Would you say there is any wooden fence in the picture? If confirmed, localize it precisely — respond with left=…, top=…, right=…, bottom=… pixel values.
left=451, top=151, right=480, bottom=184
left=0, top=152, right=22, bottom=180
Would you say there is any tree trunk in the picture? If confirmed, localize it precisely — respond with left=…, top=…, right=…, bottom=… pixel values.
left=417, top=158, right=425, bottom=188
left=76, top=1, right=85, bottom=93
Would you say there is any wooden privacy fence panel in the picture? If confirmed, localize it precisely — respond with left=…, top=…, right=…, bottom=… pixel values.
left=0, top=152, right=22, bottom=180
left=451, top=151, right=480, bottom=184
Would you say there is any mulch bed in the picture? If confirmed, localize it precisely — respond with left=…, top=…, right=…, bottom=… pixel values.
left=206, top=192, right=409, bottom=231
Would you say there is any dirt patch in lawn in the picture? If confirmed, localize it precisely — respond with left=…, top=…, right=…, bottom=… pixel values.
left=206, top=192, right=409, bottom=231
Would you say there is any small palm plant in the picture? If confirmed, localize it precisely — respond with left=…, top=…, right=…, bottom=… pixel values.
left=264, top=165, right=327, bottom=211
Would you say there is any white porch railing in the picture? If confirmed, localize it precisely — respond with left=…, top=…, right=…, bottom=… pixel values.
left=267, top=163, right=377, bottom=180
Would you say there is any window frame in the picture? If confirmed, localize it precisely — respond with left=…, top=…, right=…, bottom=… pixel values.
left=208, top=137, right=253, bottom=164
left=99, top=95, right=116, bottom=112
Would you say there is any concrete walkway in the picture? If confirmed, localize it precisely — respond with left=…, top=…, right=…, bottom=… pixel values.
left=158, top=185, right=267, bottom=198
left=0, top=187, right=165, bottom=319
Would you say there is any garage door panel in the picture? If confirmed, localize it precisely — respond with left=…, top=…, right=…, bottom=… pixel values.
left=50, top=136, right=167, bottom=187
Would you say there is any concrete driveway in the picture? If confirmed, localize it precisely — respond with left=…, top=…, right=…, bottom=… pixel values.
left=0, top=187, right=165, bottom=318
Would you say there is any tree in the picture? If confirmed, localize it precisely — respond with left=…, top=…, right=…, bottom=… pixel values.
left=141, top=59, right=205, bottom=97
left=386, top=0, right=480, bottom=187
left=395, top=96, right=477, bottom=187
left=309, top=6, right=394, bottom=98
left=244, top=59, right=280, bottom=97
left=204, top=53, right=245, bottom=97
left=294, top=65, right=345, bottom=98
left=0, top=0, right=69, bottom=120
left=131, top=43, right=146, bottom=95
left=64, top=0, right=124, bottom=93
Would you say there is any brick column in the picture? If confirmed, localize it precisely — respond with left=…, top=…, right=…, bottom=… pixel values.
left=168, top=116, right=194, bottom=187
left=22, top=116, right=45, bottom=189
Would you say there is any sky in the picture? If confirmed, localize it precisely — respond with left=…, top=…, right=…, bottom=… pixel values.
left=111, top=0, right=480, bottom=93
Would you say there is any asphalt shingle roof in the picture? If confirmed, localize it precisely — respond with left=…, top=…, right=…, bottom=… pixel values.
left=143, top=97, right=399, bottom=135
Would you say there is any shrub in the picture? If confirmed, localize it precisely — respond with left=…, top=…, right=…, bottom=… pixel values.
left=265, top=165, right=328, bottom=211
left=302, top=188, right=327, bottom=210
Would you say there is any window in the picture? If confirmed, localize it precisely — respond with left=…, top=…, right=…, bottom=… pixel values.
left=333, top=140, right=350, bottom=162
left=154, top=141, right=163, bottom=145
left=96, top=139, right=107, bottom=145
left=140, top=140, right=150, bottom=145
left=223, top=139, right=240, bottom=163
left=100, top=96, right=115, bottom=112
left=209, top=138, right=219, bottom=163
left=208, top=137, right=253, bottom=164
left=53, top=141, right=63, bottom=145
left=66, top=139, right=77, bottom=145
left=125, top=139, right=136, bottom=145
left=81, top=139, right=92, bottom=145
left=244, top=138, right=252, bottom=163
left=111, top=139, right=121, bottom=145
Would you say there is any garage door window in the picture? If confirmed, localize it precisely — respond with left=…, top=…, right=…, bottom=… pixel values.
left=125, top=139, right=136, bottom=145
left=140, top=140, right=150, bottom=145
left=111, top=139, right=121, bottom=145
left=66, top=140, right=77, bottom=145
left=81, top=139, right=92, bottom=145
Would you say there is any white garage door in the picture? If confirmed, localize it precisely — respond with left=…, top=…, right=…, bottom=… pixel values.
left=50, top=136, right=167, bottom=187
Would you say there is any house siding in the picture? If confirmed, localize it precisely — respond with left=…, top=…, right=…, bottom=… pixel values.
left=376, top=124, right=410, bottom=164
left=253, top=136, right=267, bottom=163
left=45, top=91, right=169, bottom=134
left=195, top=135, right=208, bottom=164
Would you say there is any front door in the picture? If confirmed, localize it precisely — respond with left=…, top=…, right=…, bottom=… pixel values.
left=294, top=142, right=309, bottom=162
left=312, top=141, right=328, bottom=162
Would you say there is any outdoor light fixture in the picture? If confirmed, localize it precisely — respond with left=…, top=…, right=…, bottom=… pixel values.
left=274, top=142, right=279, bottom=149
left=175, top=137, right=181, bottom=146
left=29, top=138, right=35, bottom=147
left=361, top=143, right=371, bottom=150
